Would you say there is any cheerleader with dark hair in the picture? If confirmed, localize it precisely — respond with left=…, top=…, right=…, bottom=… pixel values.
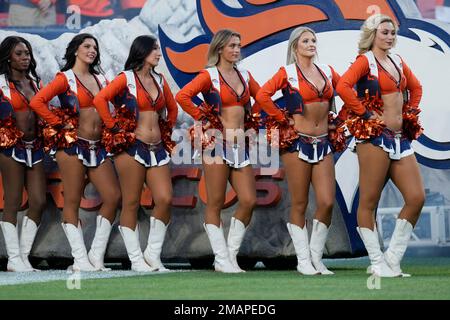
left=94, top=35, right=178, bottom=272
left=30, top=33, right=121, bottom=272
left=0, top=36, right=45, bottom=272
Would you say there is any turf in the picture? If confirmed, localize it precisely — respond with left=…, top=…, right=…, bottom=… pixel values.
left=0, top=257, right=449, bottom=300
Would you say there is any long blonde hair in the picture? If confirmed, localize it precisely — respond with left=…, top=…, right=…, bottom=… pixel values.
left=358, top=14, right=398, bottom=54
left=286, top=26, right=317, bottom=65
left=206, top=29, right=241, bottom=68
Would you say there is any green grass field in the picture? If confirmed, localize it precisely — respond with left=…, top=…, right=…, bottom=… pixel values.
left=1, top=257, right=449, bottom=300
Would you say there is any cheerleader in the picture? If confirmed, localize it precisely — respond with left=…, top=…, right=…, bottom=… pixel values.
left=30, top=33, right=121, bottom=271
left=256, top=27, right=343, bottom=275
left=0, top=36, right=45, bottom=272
left=336, top=14, right=424, bottom=277
left=93, top=35, right=178, bottom=272
left=176, top=29, right=261, bottom=273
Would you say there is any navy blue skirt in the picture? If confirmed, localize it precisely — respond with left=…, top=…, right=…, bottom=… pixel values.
left=125, top=139, right=170, bottom=168
left=287, top=133, right=332, bottom=163
left=349, top=127, right=413, bottom=160
left=1, top=139, right=44, bottom=167
left=63, top=137, right=108, bottom=167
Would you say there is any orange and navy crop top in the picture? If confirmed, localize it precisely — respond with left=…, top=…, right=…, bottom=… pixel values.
left=336, top=53, right=422, bottom=116
left=0, top=74, right=40, bottom=120
left=93, top=71, right=178, bottom=129
left=256, top=64, right=340, bottom=122
left=175, top=67, right=261, bottom=121
left=29, top=71, right=107, bottom=126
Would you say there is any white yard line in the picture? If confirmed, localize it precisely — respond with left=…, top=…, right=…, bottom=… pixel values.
left=0, top=269, right=191, bottom=286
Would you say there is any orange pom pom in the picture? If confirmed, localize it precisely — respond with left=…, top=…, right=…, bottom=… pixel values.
left=159, top=118, right=176, bottom=154
left=101, top=106, right=137, bottom=154
left=244, top=112, right=261, bottom=132
left=402, top=107, right=423, bottom=140
left=346, top=117, right=385, bottom=140
left=43, top=108, right=78, bottom=152
left=363, top=91, right=384, bottom=115
left=264, top=110, right=298, bottom=149
left=0, top=117, right=23, bottom=148
left=345, top=94, right=386, bottom=140
left=189, top=103, right=224, bottom=149
left=328, top=113, right=347, bottom=152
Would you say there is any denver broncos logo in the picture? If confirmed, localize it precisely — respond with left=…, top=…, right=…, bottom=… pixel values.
left=160, top=0, right=450, bottom=168
left=160, top=0, right=450, bottom=252
left=160, top=0, right=396, bottom=80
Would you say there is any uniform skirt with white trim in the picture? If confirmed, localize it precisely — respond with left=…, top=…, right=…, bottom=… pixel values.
left=1, top=139, right=44, bottom=167
left=126, top=139, right=170, bottom=168
left=205, top=141, right=251, bottom=169
left=348, top=127, right=413, bottom=160
left=63, top=137, right=108, bottom=167
left=286, top=133, right=332, bottom=164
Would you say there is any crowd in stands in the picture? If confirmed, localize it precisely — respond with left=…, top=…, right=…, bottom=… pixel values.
left=0, top=0, right=146, bottom=27
left=1, top=0, right=450, bottom=28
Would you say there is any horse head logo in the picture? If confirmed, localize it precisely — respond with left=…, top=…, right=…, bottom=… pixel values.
left=161, top=0, right=450, bottom=252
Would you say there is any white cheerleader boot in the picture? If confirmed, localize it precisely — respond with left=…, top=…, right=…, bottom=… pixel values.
left=19, top=216, right=40, bottom=271
left=384, top=219, right=413, bottom=277
left=227, top=217, right=247, bottom=273
left=143, top=217, right=169, bottom=272
left=88, top=215, right=113, bottom=271
left=119, top=225, right=156, bottom=272
left=357, top=226, right=399, bottom=277
left=309, top=219, right=334, bottom=275
left=0, top=221, right=34, bottom=272
left=62, top=222, right=97, bottom=272
left=287, top=222, right=319, bottom=275
left=204, top=223, right=241, bottom=273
